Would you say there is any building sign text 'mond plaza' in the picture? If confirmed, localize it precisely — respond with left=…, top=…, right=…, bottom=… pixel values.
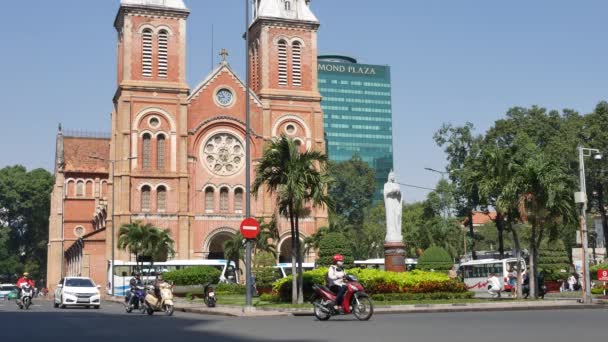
left=318, top=62, right=385, bottom=76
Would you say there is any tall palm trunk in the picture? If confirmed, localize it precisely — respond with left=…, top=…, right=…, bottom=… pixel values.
left=295, top=215, right=303, bottom=304
left=508, top=216, right=523, bottom=298
left=468, top=209, right=476, bottom=260
left=288, top=203, right=297, bottom=304
left=529, top=220, right=537, bottom=299
left=496, top=212, right=504, bottom=259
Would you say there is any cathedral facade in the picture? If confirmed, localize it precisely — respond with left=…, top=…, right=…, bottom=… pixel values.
left=46, top=0, right=327, bottom=291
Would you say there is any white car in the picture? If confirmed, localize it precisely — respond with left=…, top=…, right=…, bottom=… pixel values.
left=54, top=277, right=101, bottom=309
left=0, top=284, right=18, bottom=300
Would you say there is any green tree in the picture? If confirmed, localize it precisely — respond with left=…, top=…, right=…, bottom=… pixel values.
left=538, top=239, right=570, bottom=281
left=117, top=221, right=175, bottom=274
left=252, top=136, right=332, bottom=304
left=223, top=233, right=244, bottom=274
left=0, top=226, right=20, bottom=280
left=317, top=232, right=354, bottom=267
left=327, top=156, right=376, bottom=226
left=0, top=166, right=53, bottom=280
left=417, top=246, right=453, bottom=272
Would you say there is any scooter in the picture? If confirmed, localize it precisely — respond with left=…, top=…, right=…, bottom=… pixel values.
left=203, top=283, right=216, bottom=308
left=125, top=286, right=146, bottom=313
left=143, top=282, right=174, bottom=316
left=17, top=283, right=34, bottom=310
left=311, top=274, right=374, bottom=321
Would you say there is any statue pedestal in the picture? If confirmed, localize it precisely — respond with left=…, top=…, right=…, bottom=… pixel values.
left=384, top=241, right=407, bottom=272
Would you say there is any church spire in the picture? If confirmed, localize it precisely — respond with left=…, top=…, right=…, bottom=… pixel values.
left=254, top=0, right=318, bottom=22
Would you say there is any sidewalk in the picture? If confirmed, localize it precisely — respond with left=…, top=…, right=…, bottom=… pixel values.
left=106, top=296, right=607, bottom=317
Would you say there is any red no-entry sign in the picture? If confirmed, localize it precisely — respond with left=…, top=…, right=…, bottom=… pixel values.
left=598, top=270, right=608, bottom=282
left=240, top=217, right=260, bottom=240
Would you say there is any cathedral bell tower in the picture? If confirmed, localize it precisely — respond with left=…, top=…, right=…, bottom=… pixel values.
left=110, top=0, right=191, bottom=262
left=248, top=0, right=328, bottom=228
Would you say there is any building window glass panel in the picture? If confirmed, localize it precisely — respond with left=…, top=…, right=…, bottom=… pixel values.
left=143, top=133, right=152, bottom=169
left=76, top=181, right=84, bottom=197
left=205, top=188, right=214, bottom=212
left=157, top=135, right=166, bottom=171
left=234, top=188, right=243, bottom=213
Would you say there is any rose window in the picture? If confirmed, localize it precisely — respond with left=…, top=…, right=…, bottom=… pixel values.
left=202, top=133, right=245, bottom=176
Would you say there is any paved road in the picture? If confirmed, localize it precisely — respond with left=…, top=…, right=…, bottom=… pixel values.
left=0, top=299, right=607, bottom=342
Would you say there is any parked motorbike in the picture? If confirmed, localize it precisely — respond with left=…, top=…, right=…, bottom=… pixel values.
left=311, top=274, right=374, bottom=321
left=143, top=282, right=174, bottom=316
left=203, top=283, right=216, bottom=308
left=523, top=279, right=546, bottom=299
left=125, top=286, right=146, bottom=313
left=17, top=283, right=34, bottom=310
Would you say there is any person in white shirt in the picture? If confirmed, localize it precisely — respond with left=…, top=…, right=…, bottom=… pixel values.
left=488, top=273, right=502, bottom=298
left=567, top=274, right=577, bottom=291
left=326, top=254, right=346, bottom=311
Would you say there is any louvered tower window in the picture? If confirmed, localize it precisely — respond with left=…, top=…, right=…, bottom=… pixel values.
left=205, top=188, right=214, bottom=212
left=278, top=40, right=288, bottom=86
left=142, top=29, right=153, bottom=77
left=158, top=30, right=168, bottom=78
left=220, top=187, right=229, bottom=211
left=292, top=41, right=302, bottom=87
left=157, top=186, right=167, bottom=212
left=157, top=134, right=166, bottom=171
left=141, top=186, right=151, bottom=211
left=142, top=133, right=152, bottom=169
left=234, top=188, right=243, bottom=213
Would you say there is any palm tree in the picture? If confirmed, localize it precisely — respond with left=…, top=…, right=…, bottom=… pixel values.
left=252, top=136, right=332, bottom=304
left=145, top=228, right=175, bottom=275
left=223, top=233, right=244, bottom=275
left=117, top=221, right=151, bottom=272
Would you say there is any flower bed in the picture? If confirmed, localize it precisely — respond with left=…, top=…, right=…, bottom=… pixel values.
left=272, top=268, right=469, bottom=303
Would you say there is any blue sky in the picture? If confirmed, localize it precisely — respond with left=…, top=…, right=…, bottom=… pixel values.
left=1, top=0, right=606, bottom=203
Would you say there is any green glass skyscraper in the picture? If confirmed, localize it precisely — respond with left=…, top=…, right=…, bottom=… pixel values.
left=318, top=55, right=394, bottom=200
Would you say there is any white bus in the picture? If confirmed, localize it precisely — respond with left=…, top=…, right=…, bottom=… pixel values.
left=108, top=259, right=238, bottom=296
left=354, top=258, right=418, bottom=271
left=274, top=263, right=316, bottom=278
left=458, top=258, right=526, bottom=292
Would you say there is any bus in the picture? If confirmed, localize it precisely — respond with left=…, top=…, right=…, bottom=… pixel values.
left=274, top=263, right=316, bottom=278
left=354, top=258, right=418, bottom=271
left=458, top=258, right=526, bottom=292
left=108, top=259, right=238, bottom=296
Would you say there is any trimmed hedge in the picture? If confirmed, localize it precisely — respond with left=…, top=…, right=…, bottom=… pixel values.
left=215, top=283, right=246, bottom=295
left=317, top=232, right=354, bottom=267
left=254, top=267, right=281, bottom=289
left=272, top=267, right=469, bottom=303
left=371, top=291, right=474, bottom=301
left=538, top=240, right=570, bottom=281
left=417, top=246, right=453, bottom=272
left=163, top=266, right=220, bottom=286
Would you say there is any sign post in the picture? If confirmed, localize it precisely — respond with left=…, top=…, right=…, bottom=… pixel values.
left=598, top=270, right=608, bottom=299
left=241, top=217, right=260, bottom=307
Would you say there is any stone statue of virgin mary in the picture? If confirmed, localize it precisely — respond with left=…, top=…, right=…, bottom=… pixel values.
left=384, top=170, right=403, bottom=243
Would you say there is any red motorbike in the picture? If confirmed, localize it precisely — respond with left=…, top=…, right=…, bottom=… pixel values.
left=311, top=274, right=374, bottom=321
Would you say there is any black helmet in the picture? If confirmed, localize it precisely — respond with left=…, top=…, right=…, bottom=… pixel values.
left=134, top=271, right=141, bottom=277
left=155, top=271, right=163, bottom=276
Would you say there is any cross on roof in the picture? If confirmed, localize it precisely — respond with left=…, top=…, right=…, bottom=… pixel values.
left=220, top=48, right=229, bottom=63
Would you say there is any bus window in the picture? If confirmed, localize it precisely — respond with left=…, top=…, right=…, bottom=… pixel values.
left=114, top=266, right=130, bottom=277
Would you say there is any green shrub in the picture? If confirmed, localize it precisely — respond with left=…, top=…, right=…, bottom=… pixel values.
left=370, top=291, right=474, bottom=301
left=254, top=267, right=280, bottom=289
left=271, top=267, right=468, bottom=303
left=163, top=266, right=221, bottom=286
left=417, top=246, right=453, bottom=272
left=215, top=282, right=246, bottom=295
left=317, top=232, right=354, bottom=267
left=258, top=293, right=281, bottom=303
left=538, top=239, right=570, bottom=281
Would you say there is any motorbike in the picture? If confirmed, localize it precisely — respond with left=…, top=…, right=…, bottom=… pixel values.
left=523, top=280, right=546, bottom=299
left=125, top=286, right=146, bottom=313
left=311, top=274, right=374, bottom=321
left=143, top=282, right=174, bottom=316
left=17, top=283, right=34, bottom=310
left=203, top=283, right=216, bottom=308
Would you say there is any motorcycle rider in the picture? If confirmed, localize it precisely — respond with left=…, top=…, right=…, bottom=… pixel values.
left=127, top=271, right=143, bottom=306
left=153, top=271, right=165, bottom=300
left=326, top=254, right=347, bottom=311
left=16, top=272, right=35, bottom=304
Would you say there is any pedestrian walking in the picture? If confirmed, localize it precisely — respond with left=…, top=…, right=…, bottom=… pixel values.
left=568, top=274, right=576, bottom=292
left=448, top=266, right=458, bottom=281
left=508, top=268, right=518, bottom=298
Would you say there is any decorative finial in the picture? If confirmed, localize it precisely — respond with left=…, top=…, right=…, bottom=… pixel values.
left=58, top=123, right=63, bottom=133
left=220, top=48, right=229, bottom=64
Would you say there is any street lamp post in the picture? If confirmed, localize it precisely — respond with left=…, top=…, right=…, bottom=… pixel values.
left=244, top=0, right=253, bottom=308
left=575, top=146, right=602, bottom=304
left=90, top=155, right=136, bottom=297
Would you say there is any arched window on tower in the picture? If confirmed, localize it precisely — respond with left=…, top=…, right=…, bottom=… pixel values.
left=278, top=40, right=288, bottom=86
left=292, top=41, right=302, bottom=87
left=205, top=187, right=214, bottom=213
left=158, top=30, right=168, bottom=78
left=141, top=185, right=151, bottom=211
left=142, top=133, right=152, bottom=169
left=234, top=188, right=243, bottom=214
left=285, top=1, right=291, bottom=11
left=157, top=186, right=167, bottom=212
left=220, top=187, right=229, bottom=211
left=157, top=134, right=166, bottom=171
left=142, top=29, right=153, bottom=77
left=76, top=181, right=84, bottom=197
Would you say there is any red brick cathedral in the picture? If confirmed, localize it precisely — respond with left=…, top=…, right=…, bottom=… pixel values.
left=47, top=0, right=327, bottom=292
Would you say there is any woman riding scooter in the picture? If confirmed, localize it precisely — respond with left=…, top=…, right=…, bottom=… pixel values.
left=327, top=254, right=347, bottom=312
